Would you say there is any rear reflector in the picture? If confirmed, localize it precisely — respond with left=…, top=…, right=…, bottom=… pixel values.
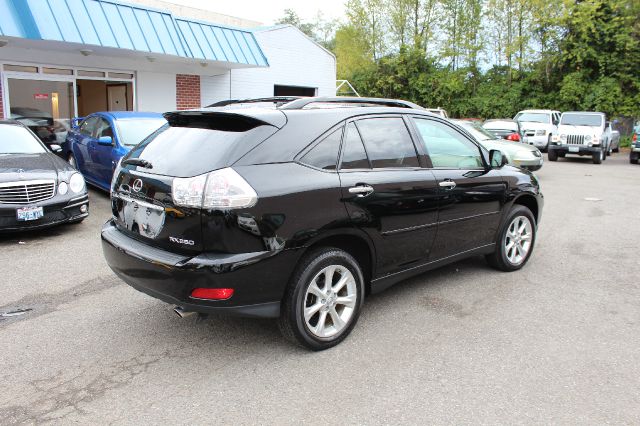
left=190, top=288, right=234, bottom=300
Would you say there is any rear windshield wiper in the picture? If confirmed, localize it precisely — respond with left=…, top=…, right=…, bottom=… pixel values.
left=122, top=158, right=153, bottom=169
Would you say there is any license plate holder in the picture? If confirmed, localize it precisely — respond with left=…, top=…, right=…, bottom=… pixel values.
left=17, top=206, right=44, bottom=221
left=568, top=146, right=579, bottom=153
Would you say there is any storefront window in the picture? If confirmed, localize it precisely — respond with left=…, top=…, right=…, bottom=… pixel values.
left=7, top=79, right=74, bottom=144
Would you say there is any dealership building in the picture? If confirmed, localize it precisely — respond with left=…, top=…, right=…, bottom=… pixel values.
left=0, top=0, right=336, bottom=122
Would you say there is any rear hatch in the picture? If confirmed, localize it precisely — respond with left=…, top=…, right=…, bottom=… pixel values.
left=110, top=110, right=283, bottom=254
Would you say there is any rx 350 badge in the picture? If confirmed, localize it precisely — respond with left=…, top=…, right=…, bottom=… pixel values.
left=169, top=236, right=195, bottom=246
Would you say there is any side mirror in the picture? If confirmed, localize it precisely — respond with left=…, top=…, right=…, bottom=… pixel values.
left=50, top=144, right=62, bottom=153
left=490, top=149, right=508, bottom=168
left=97, top=136, right=113, bottom=146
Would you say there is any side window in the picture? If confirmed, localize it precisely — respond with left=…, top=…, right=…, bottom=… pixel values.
left=340, top=122, right=370, bottom=169
left=412, top=118, right=483, bottom=169
left=355, top=118, right=419, bottom=168
left=300, top=127, right=343, bottom=170
left=94, top=118, right=114, bottom=139
left=79, top=116, right=98, bottom=136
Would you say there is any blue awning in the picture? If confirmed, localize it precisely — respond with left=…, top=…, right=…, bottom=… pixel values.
left=0, top=0, right=268, bottom=66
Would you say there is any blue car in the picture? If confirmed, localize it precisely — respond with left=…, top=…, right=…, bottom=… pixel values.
left=64, top=112, right=167, bottom=191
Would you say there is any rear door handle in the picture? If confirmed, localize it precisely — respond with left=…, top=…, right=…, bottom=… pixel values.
left=439, top=180, right=456, bottom=189
left=348, top=185, right=374, bottom=197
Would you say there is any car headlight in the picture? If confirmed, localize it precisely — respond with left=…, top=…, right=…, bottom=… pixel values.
left=535, top=129, right=546, bottom=136
left=560, top=134, right=567, bottom=141
left=585, top=135, right=592, bottom=142
left=69, top=173, right=85, bottom=193
left=58, top=181, right=68, bottom=195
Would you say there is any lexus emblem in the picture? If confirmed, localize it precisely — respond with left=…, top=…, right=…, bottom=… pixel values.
left=132, top=179, right=143, bottom=193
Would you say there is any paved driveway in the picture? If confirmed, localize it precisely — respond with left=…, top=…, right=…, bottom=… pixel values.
left=1, top=153, right=639, bottom=424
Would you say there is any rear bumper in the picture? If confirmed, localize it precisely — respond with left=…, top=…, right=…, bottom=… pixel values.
left=0, top=193, right=89, bottom=232
left=101, top=221, right=300, bottom=318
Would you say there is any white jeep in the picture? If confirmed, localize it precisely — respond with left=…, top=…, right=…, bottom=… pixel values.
left=548, top=112, right=612, bottom=164
left=514, top=109, right=561, bottom=152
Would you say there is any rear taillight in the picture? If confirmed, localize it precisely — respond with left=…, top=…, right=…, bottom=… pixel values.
left=190, top=288, right=234, bottom=300
left=172, top=167, right=257, bottom=210
left=506, top=133, right=521, bottom=142
left=633, top=133, right=637, bottom=142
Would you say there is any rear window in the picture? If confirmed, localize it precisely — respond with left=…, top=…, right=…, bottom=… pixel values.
left=125, top=117, right=278, bottom=177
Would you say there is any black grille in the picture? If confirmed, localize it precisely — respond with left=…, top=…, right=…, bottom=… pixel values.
left=0, top=180, right=56, bottom=204
left=567, top=135, right=585, bottom=145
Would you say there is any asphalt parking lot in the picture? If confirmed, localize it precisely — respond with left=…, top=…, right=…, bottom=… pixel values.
left=1, top=153, right=639, bottom=424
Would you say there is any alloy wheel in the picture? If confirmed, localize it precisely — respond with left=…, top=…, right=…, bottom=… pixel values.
left=504, top=215, right=533, bottom=265
left=303, top=265, right=357, bottom=338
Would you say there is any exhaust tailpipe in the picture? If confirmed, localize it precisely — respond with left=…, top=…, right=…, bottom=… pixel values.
left=174, top=306, right=197, bottom=319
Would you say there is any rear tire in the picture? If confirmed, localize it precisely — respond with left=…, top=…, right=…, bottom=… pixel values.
left=548, top=149, right=558, bottom=161
left=631, top=154, right=639, bottom=164
left=278, top=247, right=365, bottom=351
left=486, top=205, right=536, bottom=272
left=613, top=147, right=619, bottom=153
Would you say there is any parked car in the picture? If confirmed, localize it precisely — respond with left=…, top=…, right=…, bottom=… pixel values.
left=513, top=109, right=561, bottom=152
left=64, top=112, right=167, bottom=191
left=101, top=96, right=544, bottom=350
left=610, top=127, right=621, bottom=153
left=425, top=108, right=448, bottom=118
left=0, top=120, right=89, bottom=232
left=548, top=111, right=611, bottom=164
left=631, top=131, right=639, bottom=164
left=453, top=120, right=543, bottom=171
left=482, top=119, right=524, bottom=142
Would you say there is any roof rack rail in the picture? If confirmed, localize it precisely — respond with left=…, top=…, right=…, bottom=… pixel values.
left=207, top=97, right=302, bottom=108
left=279, top=96, right=424, bottom=110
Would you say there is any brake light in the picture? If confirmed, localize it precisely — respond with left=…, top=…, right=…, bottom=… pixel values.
left=190, top=288, right=234, bottom=300
left=633, top=133, right=637, bottom=142
left=506, top=133, right=521, bottom=142
left=172, top=168, right=257, bottom=210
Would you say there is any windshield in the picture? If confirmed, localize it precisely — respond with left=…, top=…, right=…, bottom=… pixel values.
left=560, top=114, right=603, bottom=126
left=116, top=118, right=167, bottom=147
left=515, top=112, right=550, bottom=123
left=0, top=125, right=47, bottom=154
left=455, top=121, right=497, bottom=141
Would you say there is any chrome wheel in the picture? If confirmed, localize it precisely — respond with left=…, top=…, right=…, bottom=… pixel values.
left=303, top=265, right=357, bottom=338
left=504, top=215, right=533, bottom=266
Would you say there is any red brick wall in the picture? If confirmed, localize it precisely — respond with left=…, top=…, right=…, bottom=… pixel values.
left=0, top=75, right=4, bottom=119
left=176, top=74, right=201, bottom=110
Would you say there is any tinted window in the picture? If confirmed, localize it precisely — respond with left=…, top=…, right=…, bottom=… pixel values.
left=126, top=124, right=278, bottom=178
left=300, top=127, right=342, bottom=170
left=116, top=118, right=167, bottom=147
left=413, top=118, right=483, bottom=169
left=355, top=118, right=419, bottom=168
left=79, top=116, right=98, bottom=136
left=0, top=124, right=46, bottom=154
left=340, top=122, right=370, bottom=169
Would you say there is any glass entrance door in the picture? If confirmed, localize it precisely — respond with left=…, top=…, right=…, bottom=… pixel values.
left=7, top=78, right=75, bottom=146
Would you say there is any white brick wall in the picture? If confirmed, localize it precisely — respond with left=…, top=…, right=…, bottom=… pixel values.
left=200, top=25, right=336, bottom=105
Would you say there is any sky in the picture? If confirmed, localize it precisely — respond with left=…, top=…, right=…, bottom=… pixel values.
left=168, top=0, right=346, bottom=25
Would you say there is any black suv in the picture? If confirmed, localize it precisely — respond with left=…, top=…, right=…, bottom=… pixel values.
left=102, top=97, right=543, bottom=350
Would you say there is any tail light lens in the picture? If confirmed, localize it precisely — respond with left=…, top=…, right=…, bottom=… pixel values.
left=172, top=168, right=257, bottom=210
left=191, top=288, right=234, bottom=300
left=506, top=133, right=521, bottom=142
left=633, top=133, right=637, bottom=142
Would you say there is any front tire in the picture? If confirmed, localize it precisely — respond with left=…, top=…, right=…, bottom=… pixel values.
left=486, top=205, right=536, bottom=272
left=593, top=149, right=604, bottom=164
left=278, top=247, right=365, bottom=351
left=548, top=149, right=558, bottom=161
